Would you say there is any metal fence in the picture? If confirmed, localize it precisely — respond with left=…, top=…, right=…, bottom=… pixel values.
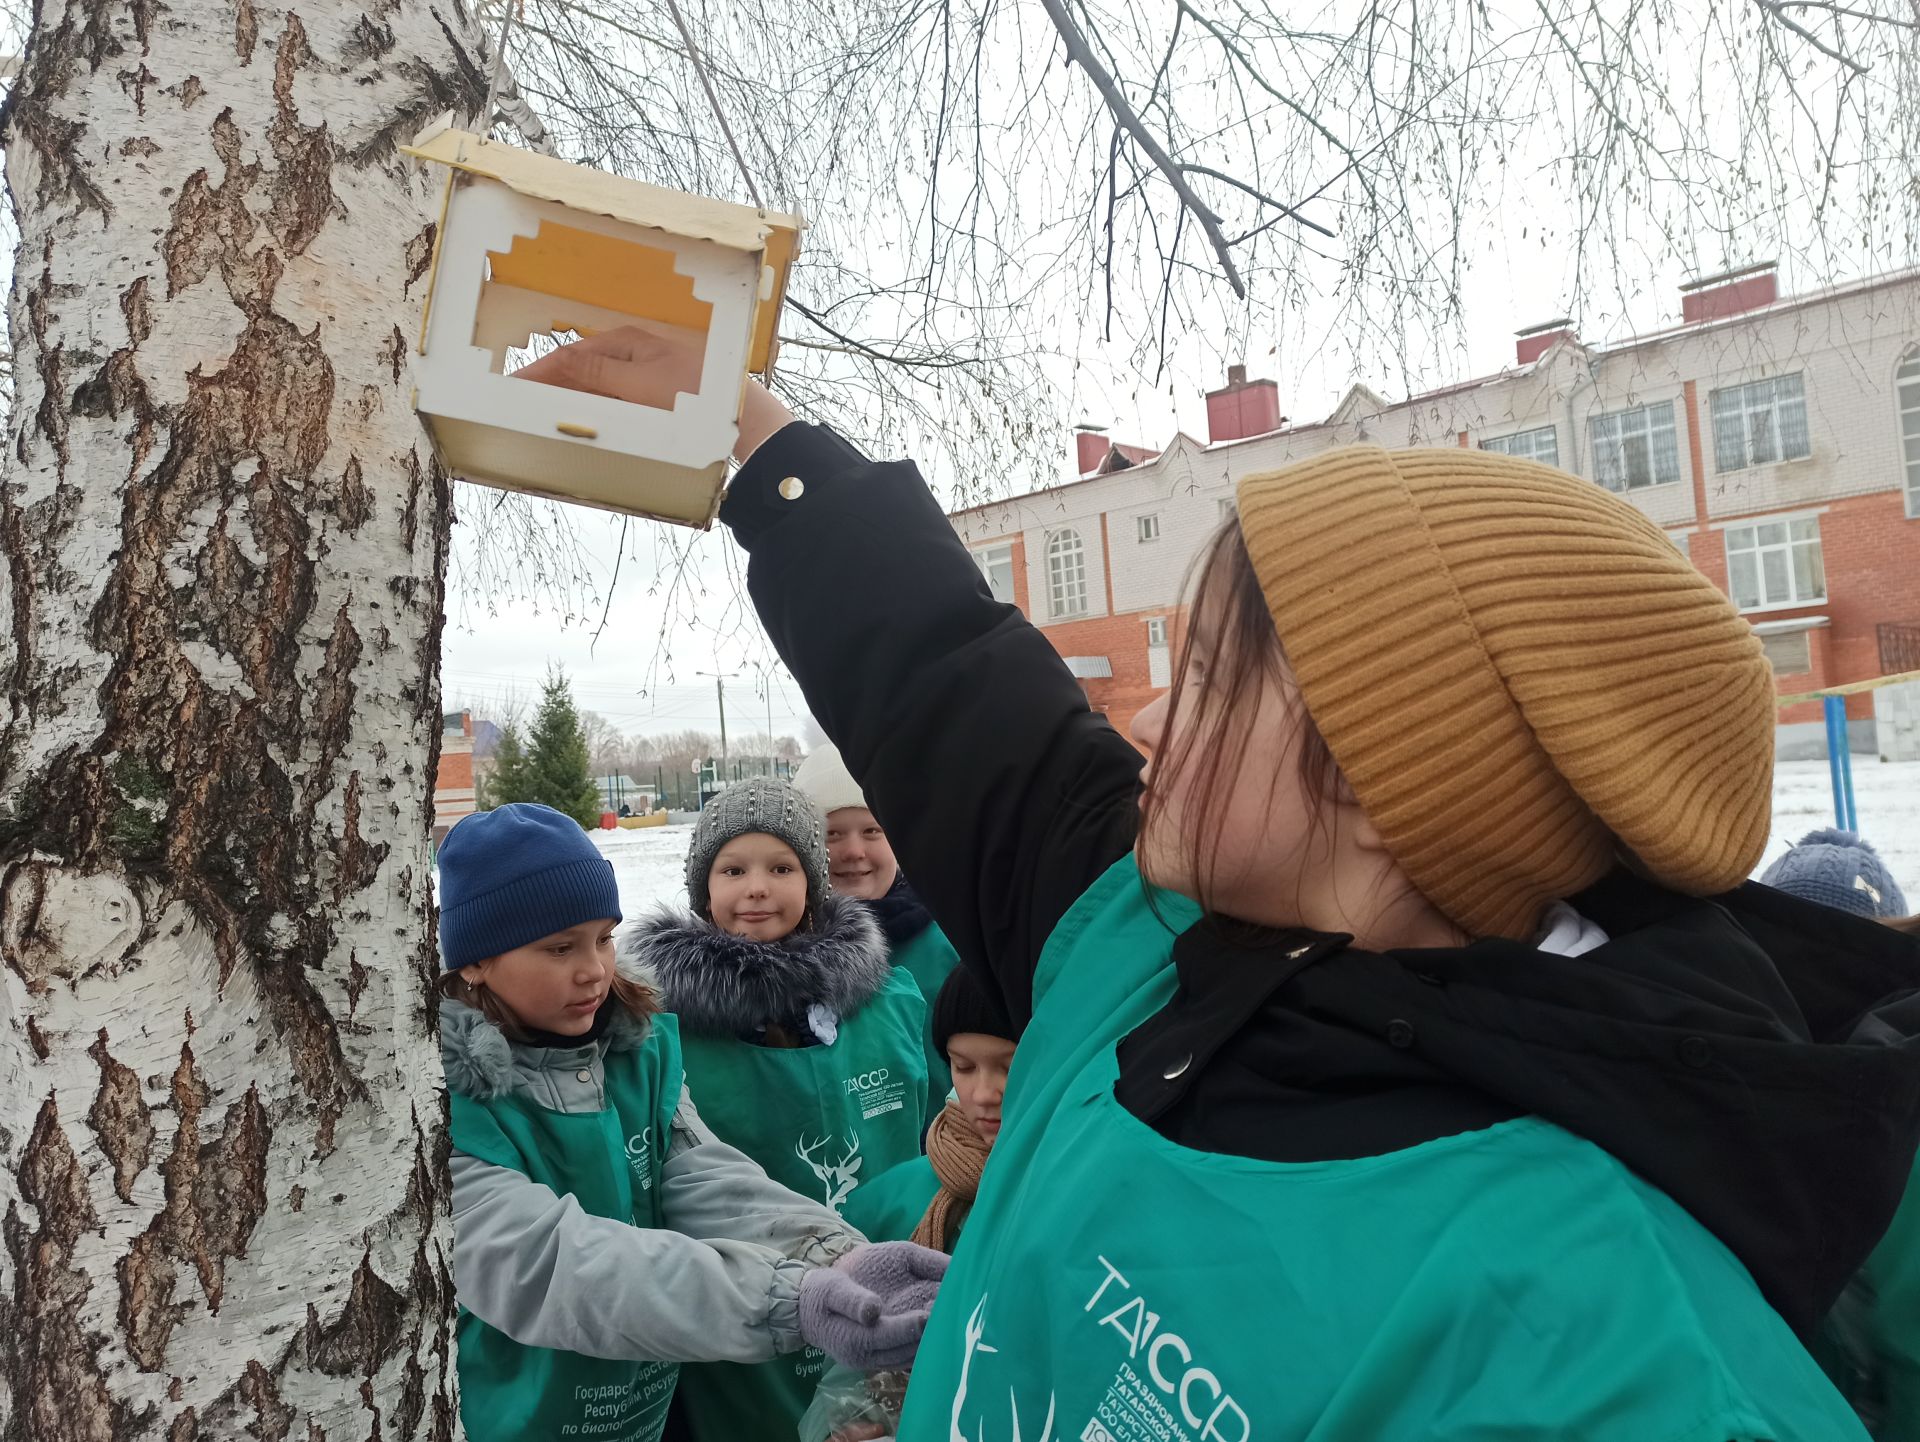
left=635, top=757, right=796, bottom=813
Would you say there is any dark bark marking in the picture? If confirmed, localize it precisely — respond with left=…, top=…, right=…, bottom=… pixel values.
left=402, top=223, right=435, bottom=297
left=88, top=1027, right=154, bottom=1201
left=304, top=1251, right=406, bottom=1377
left=235, top=0, right=259, bottom=64
left=239, top=1360, right=293, bottom=1442
left=379, top=325, right=406, bottom=386
left=0, top=1097, right=131, bottom=1442
left=336, top=455, right=373, bottom=530
left=120, top=1034, right=273, bottom=1368
left=266, top=16, right=333, bottom=260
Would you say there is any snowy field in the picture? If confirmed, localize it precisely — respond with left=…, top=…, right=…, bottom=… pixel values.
left=590, top=757, right=1920, bottom=919
left=596, top=823, right=699, bottom=918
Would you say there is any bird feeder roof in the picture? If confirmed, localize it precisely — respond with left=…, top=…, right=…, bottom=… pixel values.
left=403, top=116, right=805, bottom=252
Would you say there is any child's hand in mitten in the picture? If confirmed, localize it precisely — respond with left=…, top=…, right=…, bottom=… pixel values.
left=799, top=1242, right=948, bottom=1371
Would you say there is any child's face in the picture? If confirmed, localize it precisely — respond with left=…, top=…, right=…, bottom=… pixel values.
left=823, top=807, right=899, bottom=900
left=460, top=918, right=619, bottom=1035
left=947, top=1032, right=1017, bottom=1145
left=709, top=833, right=809, bottom=940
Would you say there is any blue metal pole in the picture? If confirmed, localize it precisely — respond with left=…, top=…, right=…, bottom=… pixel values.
left=1824, top=696, right=1844, bottom=829
left=1838, top=703, right=1858, bottom=832
left=1824, top=695, right=1858, bottom=831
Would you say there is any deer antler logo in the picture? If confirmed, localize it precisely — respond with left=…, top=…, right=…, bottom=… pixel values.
left=795, top=1130, right=864, bottom=1209
left=951, top=1296, right=1057, bottom=1442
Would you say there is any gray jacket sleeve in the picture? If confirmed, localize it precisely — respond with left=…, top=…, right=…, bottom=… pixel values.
left=450, top=1088, right=863, bottom=1365
left=660, top=1086, right=866, bottom=1266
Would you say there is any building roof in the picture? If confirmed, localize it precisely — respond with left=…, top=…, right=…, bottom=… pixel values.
left=951, top=265, right=1920, bottom=518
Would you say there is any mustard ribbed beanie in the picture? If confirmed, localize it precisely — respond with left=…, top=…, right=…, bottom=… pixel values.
left=1235, top=445, right=1774, bottom=941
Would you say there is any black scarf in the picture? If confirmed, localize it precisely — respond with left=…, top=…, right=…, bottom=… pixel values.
left=865, top=871, right=934, bottom=948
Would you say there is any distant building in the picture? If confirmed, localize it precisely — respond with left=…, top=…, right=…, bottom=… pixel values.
left=433, top=710, right=477, bottom=840
left=952, top=263, right=1920, bottom=758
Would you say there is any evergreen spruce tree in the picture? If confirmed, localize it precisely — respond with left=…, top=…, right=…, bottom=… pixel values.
left=523, top=669, right=603, bottom=826
left=479, top=724, right=534, bottom=809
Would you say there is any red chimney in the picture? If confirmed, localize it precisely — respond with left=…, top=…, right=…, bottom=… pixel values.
left=1205, top=365, right=1283, bottom=444
left=1681, top=262, right=1779, bottom=324
left=1515, top=319, right=1576, bottom=367
left=1074, top=426, right=1109, bottom=476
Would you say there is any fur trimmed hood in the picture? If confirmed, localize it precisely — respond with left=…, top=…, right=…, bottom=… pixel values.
left=439, top=984, right=654, bottom=1101
left=621, top=893, right=890, bottom=1039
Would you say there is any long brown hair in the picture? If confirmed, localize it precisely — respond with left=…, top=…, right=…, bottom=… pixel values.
left=1138, top=517, right=1342, bottom=919
left=434, top=967, right=659, bottom=1044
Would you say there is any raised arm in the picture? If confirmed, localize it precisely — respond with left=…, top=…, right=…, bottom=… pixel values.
left=720, top=423, right=1142, bottom=1026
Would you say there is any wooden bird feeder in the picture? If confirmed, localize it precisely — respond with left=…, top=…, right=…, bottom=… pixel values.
left=401, top=116, right=805, bottom=528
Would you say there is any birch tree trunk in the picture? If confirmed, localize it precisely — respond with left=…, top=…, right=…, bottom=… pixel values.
left=0, top=1, right=491, bottom=1435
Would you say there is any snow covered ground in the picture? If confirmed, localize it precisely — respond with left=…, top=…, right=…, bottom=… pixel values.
left=1763, top=758, right=1920, bottom=904
left=588, top=757, right=1919, bottom=918
left=593, top=823, right=698, bottom=918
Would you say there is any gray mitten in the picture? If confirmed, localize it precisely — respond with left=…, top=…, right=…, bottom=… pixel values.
left=798, top=1242, right=948, bottom=1371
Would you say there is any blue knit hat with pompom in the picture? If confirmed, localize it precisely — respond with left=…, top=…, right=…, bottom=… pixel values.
left=1760, top=828, right=1907, bottom=920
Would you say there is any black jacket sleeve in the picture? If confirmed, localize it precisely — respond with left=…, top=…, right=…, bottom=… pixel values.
left=719, top=423, right=1143, bottom=1027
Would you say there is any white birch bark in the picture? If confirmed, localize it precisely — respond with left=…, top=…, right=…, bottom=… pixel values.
left=0, top=1, right=495, bottom=1436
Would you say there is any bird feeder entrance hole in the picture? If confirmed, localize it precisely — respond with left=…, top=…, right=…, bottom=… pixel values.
left=402, top=120, right=804, bottom=530
left=479, top=220, right=716, bottom=387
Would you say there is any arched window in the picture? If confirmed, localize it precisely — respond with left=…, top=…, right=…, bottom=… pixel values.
left=1899, top=345, right=1920, bottom=518
left=1047, top=528, right=1088, bottom=618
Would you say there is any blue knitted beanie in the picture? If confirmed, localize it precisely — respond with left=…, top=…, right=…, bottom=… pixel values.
left=1759, top=828, right=1908, bottom=920
left=438, top=803, right=622, bottom=969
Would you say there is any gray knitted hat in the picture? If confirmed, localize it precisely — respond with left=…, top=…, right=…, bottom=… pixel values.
left=1760, top=828, right=1908, bottom=920
left=685, top=775, right=830, bottom=919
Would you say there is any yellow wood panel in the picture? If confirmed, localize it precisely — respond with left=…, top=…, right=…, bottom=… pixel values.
left=488, top=223, right=715, bottom=335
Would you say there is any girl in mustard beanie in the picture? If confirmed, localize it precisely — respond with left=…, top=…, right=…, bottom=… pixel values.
left=520, top=337, right=1920, bottom=1441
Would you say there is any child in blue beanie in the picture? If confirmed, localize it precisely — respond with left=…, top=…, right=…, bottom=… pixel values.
left=434, top=802, right=947, bottom=1442
left=1761, top=828, right=1909, bottom=920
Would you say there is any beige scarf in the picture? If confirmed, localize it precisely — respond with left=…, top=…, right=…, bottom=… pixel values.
left=911, top=1100, right=991, bottom=1253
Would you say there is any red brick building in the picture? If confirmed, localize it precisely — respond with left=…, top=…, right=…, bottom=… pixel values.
left=952, top=264, right=1920, bottom=758
left=433, top=710, right=478, bottom=841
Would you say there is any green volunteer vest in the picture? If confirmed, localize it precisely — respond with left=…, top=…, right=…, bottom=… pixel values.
left=897, top=856, right=1868, bottom=1442
left=891, top=922, right=962, bottom=1112
left=1819, top=1152, right=1920, bottom=1434
left=450, top=1015, right=685, bottom=1442
left=843, top=1154, right=942, bottom=1245
left=674, top=966, right=929, bottom=1442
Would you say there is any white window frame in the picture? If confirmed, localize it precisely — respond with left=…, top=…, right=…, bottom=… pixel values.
left=1589, top=401, right=1682, bottom=491
left=1710, top=373, right=1811, bottom=473
left=1136, top=513, right=1161, bottom=543
left=1046, top=528, right=1089, bottom=619
left=1217, top=497, right=1236, bottom=521
left=1145, top=616, right=1168, bottom=647
left=973, top=544, right=1015, bottom=605
left=1480, top=425, right=1560, bottom=467
left=1898, top=346, right=1920, bottom=519
left=1724, top=516, right=1827, bottom=612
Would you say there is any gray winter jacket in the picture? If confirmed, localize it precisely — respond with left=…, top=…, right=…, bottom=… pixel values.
left=442, top=995, right=865, bottom=1366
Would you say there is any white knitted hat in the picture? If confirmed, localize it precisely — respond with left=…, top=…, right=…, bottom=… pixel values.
left=792, top=741, right=867, bottom=816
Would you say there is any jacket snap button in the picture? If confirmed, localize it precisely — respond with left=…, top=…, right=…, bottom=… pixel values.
left=1285, top=945, right=1311, bottom=960
left=1679, top=1037, right=1713, bottom=1069
left=778, top=476, right=806, bottom=500
left=1162, top=1054, right=1192, bottom=1081
left=1415, top=971, right=1444, bottom=987
left=575, top=1068, right=593, bottom=1083
left=1386, top=1019, right=1416, bottom=1049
